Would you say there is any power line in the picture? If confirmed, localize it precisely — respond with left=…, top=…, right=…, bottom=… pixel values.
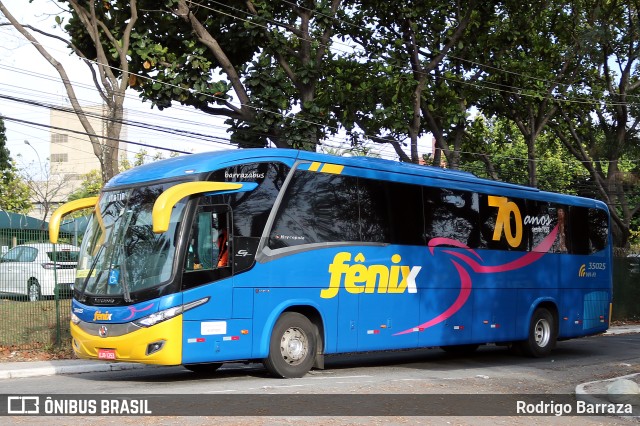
left=2, top=115, right=192, bottom=154
left=2, top=3, right=639, bottom=167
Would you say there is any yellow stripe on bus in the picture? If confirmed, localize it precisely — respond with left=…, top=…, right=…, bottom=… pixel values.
left=308, top=162, right=321, bottom=171
left=320, top=163, right=344, bottom=174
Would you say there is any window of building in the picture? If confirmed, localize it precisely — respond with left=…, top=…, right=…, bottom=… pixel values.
left=51, top=153, right=68, bottom=163
left=51, top=134, right=68, bottom=144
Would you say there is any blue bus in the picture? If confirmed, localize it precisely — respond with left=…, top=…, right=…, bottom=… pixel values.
left=49, top=149, right=612, bottom=378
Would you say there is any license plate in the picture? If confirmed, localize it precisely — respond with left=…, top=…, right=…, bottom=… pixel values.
left=97, top=349, right=117, bottom=360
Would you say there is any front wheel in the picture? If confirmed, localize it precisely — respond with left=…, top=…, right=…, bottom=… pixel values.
left=519, top=307, right=557, bottom=357
left=264, top=312, right=317, bottom=378
left=27, top=279, right=41, bottom=302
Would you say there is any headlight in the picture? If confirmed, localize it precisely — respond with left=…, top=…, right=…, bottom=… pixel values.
left=71, top=312, right=81, bottom=325
left=133, top=297, right=209, bottom=328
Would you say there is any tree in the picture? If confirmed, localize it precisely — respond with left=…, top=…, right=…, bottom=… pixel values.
left=0, top=164, right=31, bottom=214
left=64, top=0, right=346, bottom=151
left=461, top=115, right=585, bottom=194
left=66, top=169, right=102, bottom=201
left=0, top=116, right=31, bottom=213
left=474, top=0, right=585, bottom=187
left=68, top=148, right=179, bottom=201
left=0, top=117, right=10, bottom=170
left=16, top=156, right=73, bottom=221
left=550, top=0, right=640, bottom=247
left=333, top=0, right=484, bottom=165
left=0, top=0, right=138, bottom=182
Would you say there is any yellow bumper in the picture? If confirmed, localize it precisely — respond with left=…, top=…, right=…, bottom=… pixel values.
left=70, top=315, right=183, bottom=365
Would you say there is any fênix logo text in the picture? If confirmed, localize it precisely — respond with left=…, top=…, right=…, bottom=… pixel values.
left=320, top=252, right=421, bottom=299
left=93, top=311, right=113, bottom=321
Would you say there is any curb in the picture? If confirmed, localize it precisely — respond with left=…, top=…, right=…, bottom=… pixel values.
left=0, top=361, right=152, bottom=380
left=575, top=372, right=640, bottom=417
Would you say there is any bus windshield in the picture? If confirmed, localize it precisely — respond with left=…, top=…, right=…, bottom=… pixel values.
left=75, top=183, right=186, bottom=300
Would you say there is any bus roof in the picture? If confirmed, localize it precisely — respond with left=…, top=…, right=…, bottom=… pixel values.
left=106, top=148, right=607, bottom=211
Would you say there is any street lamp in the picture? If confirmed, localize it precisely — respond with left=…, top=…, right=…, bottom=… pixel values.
left=24, top=140, right=41, bottom=166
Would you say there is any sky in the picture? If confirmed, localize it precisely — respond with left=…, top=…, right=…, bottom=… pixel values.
left=0, top=0, right=430, bottom=178
left=0, top=0, right=238, bottom=173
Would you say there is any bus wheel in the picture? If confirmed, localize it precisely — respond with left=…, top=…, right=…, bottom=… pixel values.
left=264, top=312, right=317, bottom=378
left=183, top=363, right=223, bottom=374
left=440, top=344, right=480, bottom=355
left=520, top=307, right=557, bottom=357
left=27, top=279, right=41, bottom=302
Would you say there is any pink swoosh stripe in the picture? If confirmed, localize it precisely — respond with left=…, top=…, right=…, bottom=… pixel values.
left=428, top=238, right=483, bottom=261
left=394, top=260, right=472, bottom=336
left=444, top=225, right=558, bottom=273
left=394, top=225, right=559, bottom=336
left=124, top=302, right=155, bottom=320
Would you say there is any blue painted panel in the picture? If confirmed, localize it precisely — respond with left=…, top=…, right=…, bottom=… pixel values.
left=358, top=292, right=420, bottom=350
left=472, top=288, right=517, bottom=342
left=182, top=318, right=253, bottom=363
left=182, top=279, right=233, bottom=320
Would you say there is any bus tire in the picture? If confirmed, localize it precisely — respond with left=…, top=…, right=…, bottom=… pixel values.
left=264, top=312, right=317, bottom=378
left=520, top=307, right=557, bottom=357
left=183, top=363, right=223, bottom=374
left=27, top=279, right=41, bottom=302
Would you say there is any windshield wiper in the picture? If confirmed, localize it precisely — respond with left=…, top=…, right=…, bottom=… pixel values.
left=120, top=243, right=132, bottom=303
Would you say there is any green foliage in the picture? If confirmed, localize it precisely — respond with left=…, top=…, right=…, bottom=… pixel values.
left=461, top=116, right=585, bottom=193
left=0, top=162, right=32, bottom=214
left=629, top=229, right=640, bottom=252
left=0, top=118, right=10, bottom=171
left=62, top=0, right=342, bottom=150
left=57, top=0, right=640, bottom=247
left=0, top=116, right=31, bottom=213
left=119, top=149, right=170, bottom=171
left=66, top=170, right=102, bottom=202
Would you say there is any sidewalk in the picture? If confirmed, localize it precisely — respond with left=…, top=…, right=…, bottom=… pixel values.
left=0, top=358, right=155, bottom=379
left=0, top=325, right=638, bottom=383
left=573, top=325, right=640, bottom=415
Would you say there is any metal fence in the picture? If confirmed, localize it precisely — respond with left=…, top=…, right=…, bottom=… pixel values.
left=612, top=257, right=640, bottom=321
left=0, top=229, right=74, bottom=349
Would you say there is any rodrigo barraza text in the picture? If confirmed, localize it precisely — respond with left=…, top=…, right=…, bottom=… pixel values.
left=516, top=400, right=633, bottom=416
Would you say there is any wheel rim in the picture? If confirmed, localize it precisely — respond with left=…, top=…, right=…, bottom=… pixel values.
left=534, top=318, right=551, bottom=347
left=28, top=283, right=39, bottom=301
left=280, top=326, right=309, bottom=366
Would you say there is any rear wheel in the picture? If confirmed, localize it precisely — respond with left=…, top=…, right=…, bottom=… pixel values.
left=520, top=307, right=557, bottom=357
left=264, top=312, right=317, bottom=378
left=27, top=279, right=41, bottom=302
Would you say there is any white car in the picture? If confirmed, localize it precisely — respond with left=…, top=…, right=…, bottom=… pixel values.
left=0, top=243, right=79, bottom=301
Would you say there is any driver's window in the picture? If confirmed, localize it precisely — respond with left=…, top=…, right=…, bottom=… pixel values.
left=185, top=205, right=230, bottom=272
